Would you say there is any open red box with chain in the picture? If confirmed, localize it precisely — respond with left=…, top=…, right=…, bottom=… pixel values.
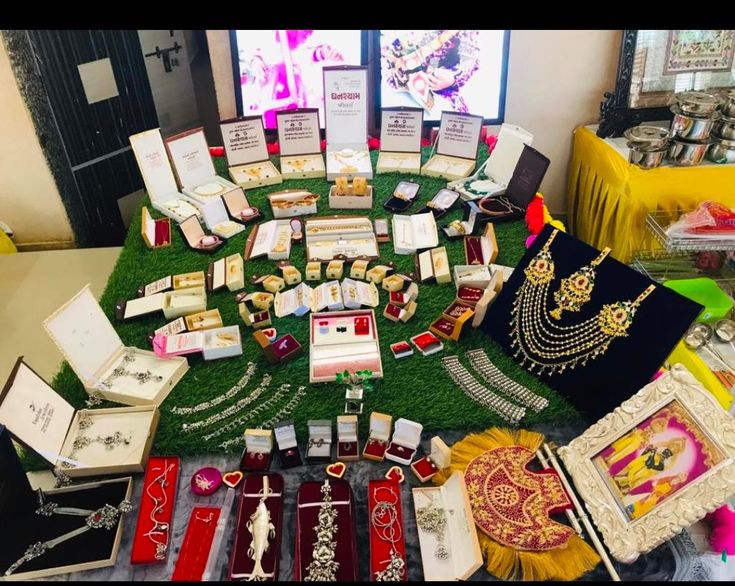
left=368, top=478, right=407, bottom=581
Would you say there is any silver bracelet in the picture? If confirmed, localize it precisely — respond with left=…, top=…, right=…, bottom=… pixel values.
left=465, top=349, right=549, bottom=412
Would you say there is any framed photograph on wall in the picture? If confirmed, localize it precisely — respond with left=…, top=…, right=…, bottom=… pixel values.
left=597, top=30, right=735, bottom=137
left=558, top=364, right=735, bottom=563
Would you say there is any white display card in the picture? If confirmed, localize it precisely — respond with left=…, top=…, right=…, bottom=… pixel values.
left=436, top=111, right=483, bottom=160
left=220, top=116, right=269, bottom=166
left=165, top=128, right=216, bottom=190
left=323, top=66, right=369, bottom=145
left=380, top=108, right=423, bottom=153
left=277, top=109, right=321, bottom=156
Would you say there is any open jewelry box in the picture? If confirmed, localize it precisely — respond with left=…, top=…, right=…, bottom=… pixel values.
left=392, top=212, right=438, bottom=255
left=412, top=471, right=482, bottom=580
left=253, top=331, right=303, bottom=366
left=453, top=265, right=493, bottom=289
left=411, top=436, right=452, bottom=483
left=273, top=420, right=302, bottom=469
left=368, top=478, right=407, bottom=581
left=238, top=298, right=273, bottom=330
left=385, top=417, right=423, bottom=465
left=129, top=128, right=201, bottom=223
left=228, top=473, right=284, bottom=581
left=222, top=189, right=261, bottom=224
left=0, top=426, right=133, bottom=580
left=152, top=325, right=242, bottom=361
left=383, top=180, right=420, bottom=213
left=323, top=65, right=372, bottom=181
left=383, top=299, right=417, bottom=324
left=185, top=309, right=223, bottom=331
left=421, top=111, right=483, bottom=181
left=447, top=123, right=534, bottom=201
left=465, top=223, right=498, bottom=265
left=415, top=246, right=451, bottom=284
left=199, top=197, right=245, bottom=239
left=306, top=419, right=333, bottom=463
left=268, top=189, right=320, bottom=219
left=220, top=115, right=282, bottom=189
left=276, top=108, right=325, bottom=179
left=239, top=429, right=274, bottom=472
left=337, top=415, right=359, bottom=461
left=207, top=254, right=244, bottom=293
left=244, top=220, right=293, bottom=261
left=309, top=309, right=384, bottom=383
left=0, top=358, right=159, bottom=479
left=305, top=215, right=379, bottom=261
left=377, top=106, right=423, bottom=175
left=416, top=188, right=460, bottom=219
left=178, top=215, right=224, bottom=254
left=441, top=200, right=481, bottom=240
left=165, top=127, right=244, bottom=207
left=274, top=281, right=344, bottom=318
left=329, top=176, right=373, bottom=210
left=363, top=411, right=392, bottom=462
left=136, top=271, right=206, bottom=298
left=429, top=300, right=475, bottom=342
left=140, top=206, right=171, bottom=249
left=116, top=286, right=207, bottom=321
left=44, top=285, right=188, bottom=407
left=341, top=278, right=379, bottom=310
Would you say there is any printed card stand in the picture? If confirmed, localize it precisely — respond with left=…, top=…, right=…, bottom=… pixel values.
left=336, top=415, right=359, bottom=461
left=273, top=420, right=301, bottom=469
left=178, top=215, right=224, bottom=254
left=165, top=126, right=243, bottom=207
left=376, top=106, right=423, bottom=175
left=415, top=246, right=451, bottom=284
left=429, top=301, right=475, bottom=342
left=244, top=220, right=293, bottom=261
left=268, top=189, right=320, bottom=219
left=412, top=472, right=483, bottom=580
left=410, top=331, right=444, bottom=356
left=129, top=128, right=201, bottom=223
left=0, top=427, right=133, bottom=580
left=453, top=264, right=493, bottom=290
left=305, top=215, right=379, bottom=262
left=276, top=108, right=325, bottom=179
left=329, top=176, right=373, bottom=209
left=415, top=188, right=460, bottom=220
left=239, top=429, right=274, bottom=472
left=220, top=115, right=282, bottom=189
left=222, top=189, right=261, bottom=225
left=447, top=123, right=534, bottom=201
left=141, top=206, right=171, bottom=249
left=0, top=358, right=159, bottom=478
left=392, top=212, right=438, bottom=255
left=368, top=477, right=408, bottom=582
left=411, top=437, right=451, bottom=483
left=228, top=473, right=284, bottom=581
left=362, top=412, right=392, bottom=462
left=323, top=66, right=372, bottom=181
left=385, top=418, right=423, bottom=466
left=131, top=456, right=180, bottom=565
left=465, top=223, right=499, bottom=266
left=200, top=197, right=245, bottom=239
left=383, top=180, right=420, bottom=213
left=306, top=420, right=333, bottom=463
left=45, top=285, right=188, bottom=407
left=421, top=111, right=483, bottom=181
left=253, top=331, right=303, bottom=365
left=441, top=200, right=481, bottom=240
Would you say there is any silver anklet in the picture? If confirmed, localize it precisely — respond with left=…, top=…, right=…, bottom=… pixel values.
left=170, top=362, right=257, bottom=415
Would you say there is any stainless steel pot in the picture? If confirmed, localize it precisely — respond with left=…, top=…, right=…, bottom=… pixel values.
left=668, top=138, right=711, bottom=166
left=627, top=143, right=668, bottom=169
left=720, top=91, right=735, bottom=118
left=624, top=125, right=671, bottom=150
left=673, top=91, right=722, bottom=116
left=670, top=105, right=717, bottom=141
left=713, top=114, right=735, bottom=140
left=707, top=136, right=735, bottom=164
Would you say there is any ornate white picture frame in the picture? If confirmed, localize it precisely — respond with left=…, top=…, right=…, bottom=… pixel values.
left=559, top=363, right=735, bottom=563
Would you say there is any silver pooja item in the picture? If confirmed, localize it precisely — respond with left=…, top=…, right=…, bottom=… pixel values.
left=304, top=479, right=340, bottom=581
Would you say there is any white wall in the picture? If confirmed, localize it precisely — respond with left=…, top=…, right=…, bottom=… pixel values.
left=0, top=40, right=74, bottom=248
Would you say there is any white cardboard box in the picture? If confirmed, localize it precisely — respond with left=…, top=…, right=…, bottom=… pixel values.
left=305, top=216, right=379, bottom=261
left=453, top=265, right=493, bottom=289
left=392, top=213, right=439, bottom=255
left=421, top=111, right=483, bottom=181
left=268, top=189, right=320, bottom=218
left=244, top=219, right=293, bottom=261
left=276, top=108, right=326, bottom=179
left=200, top=197, right=245, bottom=239
left=341, top=278, right=379, bottom=309
left=220, top=115, right=282, bottom=188
left=376, top=107, right=424, bottom=175
left=273, top=281, right=344, bottom=318
left=306, top=419, right=333, bottom=460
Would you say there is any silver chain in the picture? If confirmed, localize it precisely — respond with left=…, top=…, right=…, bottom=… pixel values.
left=170, top=362, right=257, bottom=415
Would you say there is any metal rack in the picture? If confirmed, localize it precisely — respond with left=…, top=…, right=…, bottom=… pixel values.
left=646, top=209, right=735, bottom=253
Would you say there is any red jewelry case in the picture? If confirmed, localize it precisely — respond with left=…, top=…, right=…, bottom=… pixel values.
left=368, top=478, right=407, bottom=580
left=171, top=506, right=221, bottom=581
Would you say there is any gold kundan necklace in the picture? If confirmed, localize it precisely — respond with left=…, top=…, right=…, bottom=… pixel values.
left=509, top=229, right=655, bottom=375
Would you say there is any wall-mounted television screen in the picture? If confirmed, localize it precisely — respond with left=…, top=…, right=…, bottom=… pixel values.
left=231, top=30, right=365, bottom=129
left=378, top=30, right=509, bottom=124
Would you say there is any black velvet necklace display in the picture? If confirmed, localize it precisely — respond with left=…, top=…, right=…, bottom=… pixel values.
left=482, top=225, right=702, bottom=420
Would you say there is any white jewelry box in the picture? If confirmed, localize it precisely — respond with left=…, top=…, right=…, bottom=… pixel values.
left=412, top=471, right=483, bottom=580
left=306, top=419, right=333, bottom=461
left=305, top=216, right=379, bottom=261
left=341, top=278, right=379, bottom=309
left=453, top=265, right=493, bottom=289
left=273, top=420, right=301, bottom=468
left=129, top=128, right=202, bottom=223
left=385, top=418, right=423, bottom=465
left=44, top=285, right=188, bottom=407
left=162, top=286, right=207, bottom=319
left=206, top=255, right=244, bottom=292
left=421, top=111, right=484, bottom=181
left=274, top=281, right=344, bottom=318
left=185, top=309, right=223, bottom=332
left=363, top=411, right=392, bottom=461
left=202, top=325, right=243, bottom=360
left=200, top=197, right=245, bottom=239
left=328, top=181, right=374, bottom=210
left=416, top=247, right=451, bottom=284
left=324, top=66, right=373, bottom=181
left=448, top=123, right=534, bottom=201
left=244, top=219, right=293, bottom=261
left=268, top=189, right=320, bottom=219
left=276, top=108, right=325, bottom=179
left=165, top=126, right=244, bottom=206
left=337, top=414, right=359, bottom=461
left=178, top=215, right=224, bottom=254
left=392, top=213, right=439, bottom=255
left=0, top=358, right=159, bottom=478
left=376, top=107, right=424, bottom=175
left=220, top=115, right=282, bottom=188
left=140, top=206, right=171, bottom=249
left=244, top=428, right=274, bottom=454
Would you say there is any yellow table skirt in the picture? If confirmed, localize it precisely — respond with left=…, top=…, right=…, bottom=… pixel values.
left=567, top=126, right=735, bottom=263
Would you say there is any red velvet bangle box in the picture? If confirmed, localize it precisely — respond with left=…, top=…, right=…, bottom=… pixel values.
left=429, top=301, right=475, bottom=342
left=410, top=436, right=452, bottom=483
left=239, top=428, right=274, bottom=472
left=130, top=456, right=180, bottom=565
left=171, top=505, right=221, bottom=581
left=228, top=473, right=283, bottom=581
left=141, top=206, right=171, bottom=249
left=294, top=478, right=359, bottom=581
left=368, top=478, right=407, bottom=581
left=385, top=417, right=423, bottom=466
left=337, top=415, right=359, bottom=461
left=363, top=411, right=392, bottom=462
left=464, top=223, right=498, bottom=266
left=273, top=420, right=302, bottom=469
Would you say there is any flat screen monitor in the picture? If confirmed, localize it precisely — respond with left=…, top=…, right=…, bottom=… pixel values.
left=231, top=30, right=365, bottom=129
left=377, top=30, right=510, bottom=124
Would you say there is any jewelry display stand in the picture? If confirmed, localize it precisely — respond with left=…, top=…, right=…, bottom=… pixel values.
left=336, top=415, right=359, bottom=461
left=385, top=418, right=423, bottom=466
left=363, top=412, right=393, bottom=462
left=421, top=111, right=483, bottom=181
left=368, top=478, right=408, bottom=581
left=276, top=109, right=325, bottom=179
left=305, top=215, right=379, bottom=261
left=239, top=429, right=273, bottom=472
left=129, top=128, right=201, bottom=223
left=140, top=207, right=171, bottom=249
left=392, top=213, right=439, bottom=255
left=171, top=506, right=221, bottom=581
left=377, top=106, right=423, bottom=175
left=44, top=285, right=188, bottom=407
left=220, top=116, right=282, bottom=189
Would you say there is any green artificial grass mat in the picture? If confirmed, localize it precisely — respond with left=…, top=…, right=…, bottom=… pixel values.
left=45, top=145, right=579, bottom=462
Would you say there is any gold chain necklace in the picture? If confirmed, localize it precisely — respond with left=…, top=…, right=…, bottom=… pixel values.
left=509, top=229, right=655, bottom=375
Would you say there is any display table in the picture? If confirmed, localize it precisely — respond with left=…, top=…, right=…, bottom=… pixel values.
left=567, top=126, right=735, bottom=263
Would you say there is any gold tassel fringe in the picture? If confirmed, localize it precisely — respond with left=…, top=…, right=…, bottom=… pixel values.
left=434, top=427, right=601, bottom=581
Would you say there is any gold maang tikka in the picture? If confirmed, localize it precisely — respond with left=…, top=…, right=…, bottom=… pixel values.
left=550, top=246, right=611, bottom=319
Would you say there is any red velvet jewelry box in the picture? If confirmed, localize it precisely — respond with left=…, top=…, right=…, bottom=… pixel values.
left=337, top=415, right=359, bottom=461
left=253, top=330, right=303, bottom=365
left=239, top=429, right=274, bottom=472
left=464, top=223, right=498, bottom=265
left=368, top=478, right=407, bottom=581
left=294, top=478, right=359, bottom=581
left=429, top=300, right=475, bottom=342
left=410, top=436, right=452, bottom=483
left=141, top=206, right=172, bottom=249
left=228, top=473, right=283, bottom=581
left=273, top=420, right=302, bottom=469
left=171, top=505, right=221, bottom=581
left=385, top=418, right=423, bottom=466
left=363, top=411, right=393, bottom=461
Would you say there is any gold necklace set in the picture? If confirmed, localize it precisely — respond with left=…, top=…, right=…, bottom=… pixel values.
left=509, top=229, right=655, bottom=375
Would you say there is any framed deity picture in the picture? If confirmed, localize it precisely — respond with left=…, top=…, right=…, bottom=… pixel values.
left=597, top=30, right=735, bottom=137
left=559, top=364, right=735, bottom=563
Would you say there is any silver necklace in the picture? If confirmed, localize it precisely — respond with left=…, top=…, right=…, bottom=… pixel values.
left=304, top=479, right=340, bottom=581
left=371, top=486, right=405, bottom=581
left=144, top=460, right=175, bottom=560
left=101, top=351, right=163, bottom=388
left=415, top=493, right=449, bottom=560
left=170, top=362, right=257, bottom=415
left=61, top=413, right=132, bottom=469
